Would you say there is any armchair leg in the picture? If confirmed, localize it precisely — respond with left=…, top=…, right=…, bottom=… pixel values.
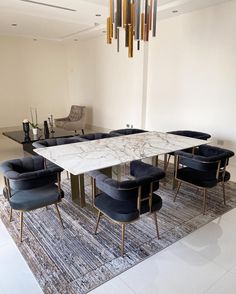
left=95, top=211, right=102, bottom=234
left=121, top=224, right=125, bottom=257
left=55, top=204, right=64, bottom=229
left=82, top=129, right=85, bottom=135
left=173, top=181, right=182, bottom=202
left=153, top=212, right=160, bottom=239
left=222, top=181, right=226, bottom=205
left=9, top=208, right=13, bottom=222
left=203, top=189, right=207, bottom=215
left=20, top=211, right=23, bottom=242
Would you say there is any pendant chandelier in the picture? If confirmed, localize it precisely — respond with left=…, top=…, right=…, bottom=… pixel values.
left=107, top=0, right=157, bottom=58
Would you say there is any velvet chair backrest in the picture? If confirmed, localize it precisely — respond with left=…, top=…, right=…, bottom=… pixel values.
left=0, top=156, right=59, bottom=190
left=168, top=130, right=211, bottom=140
left=109, top=128, right=147, bottom=136
left=95, top=161, right=165, bottom=202
left=198, top=145, right=234, bottom=168
left=79, top=133, right=111, bottom=141
left=177, top=153, right=220, bottom=173
left=33, top=136, right=82, bottom=148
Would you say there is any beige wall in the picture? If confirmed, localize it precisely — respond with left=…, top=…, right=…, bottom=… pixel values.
left=65, top=33, right=145, bottom=130
left=146, top=0, right=236, bottom=170
left=65, top=0, right=236, bottom=175
left=0, top=36, right=69, bottom=127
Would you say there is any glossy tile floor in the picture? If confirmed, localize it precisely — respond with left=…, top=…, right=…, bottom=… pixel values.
left=1, top=127, right=236, bottom=294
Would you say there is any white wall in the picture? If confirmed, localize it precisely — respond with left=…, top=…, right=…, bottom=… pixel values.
left=0, top=36, right=69, bottom=127
left=66, top=0, right=236, bottom=172
left=146, top=0, right=236, bottom=168
left=65, top=33, right=145, bottom=129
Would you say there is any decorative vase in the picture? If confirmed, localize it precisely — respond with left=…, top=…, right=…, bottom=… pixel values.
left=22, top=122, right=30, bottom=135
left=32, top=128, right=38, bottom=136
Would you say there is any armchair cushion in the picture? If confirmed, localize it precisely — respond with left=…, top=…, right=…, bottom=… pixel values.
left=9, top=184, right=63, bottom=211
left=95, top=193, right=139, bottom=222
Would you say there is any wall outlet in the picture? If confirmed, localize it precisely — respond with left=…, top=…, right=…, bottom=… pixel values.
left=126, top=124, right=130, bottom=128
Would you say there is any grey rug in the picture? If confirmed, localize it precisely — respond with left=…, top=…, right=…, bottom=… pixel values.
left=0, top=163, right=236, bottom=294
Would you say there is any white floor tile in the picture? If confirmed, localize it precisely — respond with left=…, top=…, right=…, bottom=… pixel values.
left=181, top=217, right=236, bottom=271
left=88, top=276, right=135, bottom=294
left=119, top=242, right=225, bottom=294
left=0, top=238, right=43, bottom=294
left=217, top=208, right=236, bottom=225
left=205, top=271, right=236, bottom=294
left=0, top=219, right=13, bottom=248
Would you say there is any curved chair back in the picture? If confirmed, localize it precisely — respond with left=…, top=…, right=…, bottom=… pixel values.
left=79, top=133, right=111, bottom=141
left=95, top=161, right=165, bottom=204
left=198, top=145, right=234, bottom=168
left=0, top=156, right=59, bottom=191
left=32, top=136, right=82, bottom=149
left=168, top=130, right=211, bottom=140
left=69, top=105, right=86, bottom=121
left=109, top=128, right=147, bottom=136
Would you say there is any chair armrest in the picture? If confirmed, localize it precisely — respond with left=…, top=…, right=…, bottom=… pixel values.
left=2, top=166, right=61, bottom=181
left=54, top=117, right=69, bottom=122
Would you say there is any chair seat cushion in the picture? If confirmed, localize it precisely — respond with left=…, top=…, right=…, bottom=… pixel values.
left=9, top=184, right=63, bottom=211
left=95, top=193, right=139, bottom=222
left=177, top=167, right=218, bottom=188
left=95, top=193, right=162, bottom=223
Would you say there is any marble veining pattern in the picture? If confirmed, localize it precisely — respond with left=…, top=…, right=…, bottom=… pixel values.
left=34, top=131, right=207, bottom=175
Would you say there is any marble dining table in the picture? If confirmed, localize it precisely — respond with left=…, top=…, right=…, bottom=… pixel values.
left=34, top=131, right=208, bottom=206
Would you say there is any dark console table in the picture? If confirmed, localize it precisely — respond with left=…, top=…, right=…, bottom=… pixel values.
left=3, top=128, right=75, bottom=155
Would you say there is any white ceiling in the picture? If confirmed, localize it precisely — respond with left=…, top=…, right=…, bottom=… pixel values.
left=0, top=0, right=232, bottom=41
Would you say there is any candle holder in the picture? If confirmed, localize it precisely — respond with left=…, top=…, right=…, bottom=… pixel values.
left=22, top=121, right=30, bottom=135
left=48, top=115, right=55, bottom=133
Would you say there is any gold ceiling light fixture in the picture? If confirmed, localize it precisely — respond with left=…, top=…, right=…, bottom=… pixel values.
left=107, top=0, right=157, bottom=58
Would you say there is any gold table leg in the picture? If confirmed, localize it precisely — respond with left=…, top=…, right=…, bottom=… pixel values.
left=70, top=174, right=85, bottom=207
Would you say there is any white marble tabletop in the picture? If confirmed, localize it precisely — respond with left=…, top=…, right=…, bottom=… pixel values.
left=34, top=131, right=208, bottom=175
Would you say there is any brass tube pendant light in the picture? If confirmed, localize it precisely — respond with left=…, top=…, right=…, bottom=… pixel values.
left=107, top=0, right=157, bottom=58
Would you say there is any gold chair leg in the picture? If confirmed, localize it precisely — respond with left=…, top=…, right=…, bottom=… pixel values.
left=203, top=189, right=207, bottom=215
left=20, top=211, right=23, bottom=242
left=95, top=211, right=102, bottom=234
left=173, top=181, right=182, bottom=202
left=153, top=212, right=160, bottom=239
left=121, top=224, right=125, bottom=257
left=222, top=181, right=226, bottom=205
left=9, top=208, right=13, bottom=222
left=55, top=204, right=64, bottom=229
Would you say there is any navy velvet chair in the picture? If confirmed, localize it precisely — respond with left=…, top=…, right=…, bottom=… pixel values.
left=174, top=145, right=234, bottom=214
left=92, top=160, right=165, bottom=256
left=165, top=130, right=211, bottom=171
left=109, top=128, right=147, bottom=136
left=79, top=132, right=112, bottom=141
left=0, top=156, right=64, bottom=241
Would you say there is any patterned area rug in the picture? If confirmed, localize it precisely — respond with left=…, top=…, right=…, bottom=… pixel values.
left=0, top=163, right=236, bottom=294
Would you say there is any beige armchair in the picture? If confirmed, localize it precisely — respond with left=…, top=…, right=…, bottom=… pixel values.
left=54, top=105, right=86, bottom=134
